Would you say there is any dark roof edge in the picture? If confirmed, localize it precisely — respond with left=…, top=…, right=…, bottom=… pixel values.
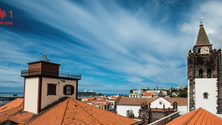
left=22, top=75, right=80, bottom=80
left=28, top=61, right=60, bottom=66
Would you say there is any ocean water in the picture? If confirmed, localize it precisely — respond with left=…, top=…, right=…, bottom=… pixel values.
left=0, top=92, right=23, bottom=97
left=102, top=93, right=127, bottom=96
left=0, top=92, right=23, bottom=106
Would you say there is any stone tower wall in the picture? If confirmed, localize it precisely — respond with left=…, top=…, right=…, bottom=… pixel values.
left=188, top=49, right=222, bottom=113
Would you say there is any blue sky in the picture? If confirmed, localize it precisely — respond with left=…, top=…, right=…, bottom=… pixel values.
left=0, top=0, right=222, bottom=94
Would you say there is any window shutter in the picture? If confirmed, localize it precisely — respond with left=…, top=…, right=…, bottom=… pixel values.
left=71, top=86, right=74, bottom=95
left=63, top=86, right=66, bottom=95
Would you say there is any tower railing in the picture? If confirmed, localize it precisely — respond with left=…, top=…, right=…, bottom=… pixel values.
left=21, top=68, right=81, bottom=80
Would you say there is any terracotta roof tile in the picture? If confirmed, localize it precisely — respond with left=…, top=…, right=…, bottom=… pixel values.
left=28, top=98, right=137, bottom=125
left=109, top=97, right=117, bottom=101
left=0, top=105, right=23, bottom=123
left=73, top=99, right=137, bottom=125
left=0, top=103, right=35, bottom=124
left=95, top=96, right=107, bottom=98
left=164, top=97, right=187, bottom=105
left=85, top=98, right=94, bottom=100
left=62, top=98, right=101, bottom=125
left=117, top=96, right=157, bottom=105
left=0, top=98, right=23, bottom=112
left=142, top=93, right=152, bottom=96
left=27, top=98, right=68, bottom=125
left=86, top=100, right=110, bottom=103
left=166, top=108, right=222, bottom=125
left=93, top=103, right=109, bottom=106
left=1, top=98, right=137, bottom=124
left=8, top=109, right=34, bottom=125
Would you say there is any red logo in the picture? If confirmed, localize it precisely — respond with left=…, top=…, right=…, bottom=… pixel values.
left=0, top=8, right=13, bottom=25
left=0, top=9, right=6, bottom=20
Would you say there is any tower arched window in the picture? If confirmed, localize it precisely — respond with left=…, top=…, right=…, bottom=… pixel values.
left=203, top=92, right=208, bottom=99
left=199, top=69, right=203, bottom=78
left=198, top=48, right=201, bottom=53
left=207, top=69, right=211, bottom=78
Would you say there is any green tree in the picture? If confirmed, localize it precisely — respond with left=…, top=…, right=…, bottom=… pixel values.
left=178, top=91, right=187, bottom=97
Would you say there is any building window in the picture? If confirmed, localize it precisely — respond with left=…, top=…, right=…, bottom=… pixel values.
left=199, top=69, right=203, bottom=78
left=207, top=69, right=211, bottom=78
left=203, top=92, right=208, bottom=99
left=198, top=48, right=201, bottom=53
left=47, top=83, right=56, bottom=95
left=63, top=85, right=74, bottom=95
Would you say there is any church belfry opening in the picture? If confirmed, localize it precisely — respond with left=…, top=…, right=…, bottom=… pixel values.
left=199, top=69, right=203, bottom=78
left=207, top=69, right=211, bottom=78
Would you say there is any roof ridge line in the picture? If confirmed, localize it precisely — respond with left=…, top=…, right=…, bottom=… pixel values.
left=60, top=98, right=70, bottom=125
left=72, top=99, right=102, bottom=125
left=191, top=108, right=204, bottom=124
left=199, top=109, right=208, bottom=125
left=19, top=102, right=24, bottom=107
left=75, top=98, right=136, bottom=122
left=0, top=106, right=23, bottom=124
left=182, top=108, right=202, bottom=125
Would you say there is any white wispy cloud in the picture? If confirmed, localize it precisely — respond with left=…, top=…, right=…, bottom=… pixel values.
left=1, top=0, right=221, bottom=93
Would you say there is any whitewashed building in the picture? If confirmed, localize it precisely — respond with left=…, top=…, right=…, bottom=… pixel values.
left=116, top=97, right=187, bottom=117
left=129, top=89, right=143, bottom=97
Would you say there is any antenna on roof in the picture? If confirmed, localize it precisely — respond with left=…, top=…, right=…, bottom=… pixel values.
left=200, top=15, right=203, bottom=25
left=38, top=54, right=50, bottom=62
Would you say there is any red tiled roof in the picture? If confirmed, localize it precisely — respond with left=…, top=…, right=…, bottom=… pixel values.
left=95, top=96, right=107, bottom=98
left=0, top=98, right=23, bottom=112
left=142, top=93, right=152, bottom=96
left=166, top=108, right=222, bottom=125
left=8, top=108, right=34, bottom=125
left=164, top=97, right=187, bottom=106
left=93, top=103, right=109, bottom=106
left=86, top=98, right=94, bottom=100
left=28, top=98, right=137, bottom=125
left=86, top=100, right=110, bottom=103
left=0, top=103, right=35, bottom=124
left=0, top=104, right=23, bottom=124
left=109, top=97, right=117, bottom=101
left=117, top=97, right=158, bottom=105
left=1, top=97, right=137, bottom=124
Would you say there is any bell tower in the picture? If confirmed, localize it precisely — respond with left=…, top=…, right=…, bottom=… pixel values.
left=187, top=24, right=222, bottom=114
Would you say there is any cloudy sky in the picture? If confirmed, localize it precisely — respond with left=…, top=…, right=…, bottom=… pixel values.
left=0, top=0, right=222, bottom=94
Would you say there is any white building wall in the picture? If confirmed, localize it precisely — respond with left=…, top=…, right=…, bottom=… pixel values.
left=150, top=97, right=172, bottom=109
left=178, top=105, right=187, bottom=112
left=24, top=77, right=39, bottom=114
left=187, top=79, right=190, bottom=112
left=117, top=105, right=140, bottom=117
left=195, top=78, right=217, bottom=114
left=41, top=77, right=77, bottom=110
left=142, top=96, right=152, bottom=98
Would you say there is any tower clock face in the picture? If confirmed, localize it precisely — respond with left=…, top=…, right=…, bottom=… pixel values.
left=201, top=47, right=209, bottom=54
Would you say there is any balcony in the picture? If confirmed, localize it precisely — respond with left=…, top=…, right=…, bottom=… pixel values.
left=21, top=68, right=81, bottom=80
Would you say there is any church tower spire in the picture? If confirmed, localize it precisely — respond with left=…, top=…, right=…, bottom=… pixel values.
left=195, top=24, right=211, bottom=46
left=193, top=24, right=212, bottom=54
